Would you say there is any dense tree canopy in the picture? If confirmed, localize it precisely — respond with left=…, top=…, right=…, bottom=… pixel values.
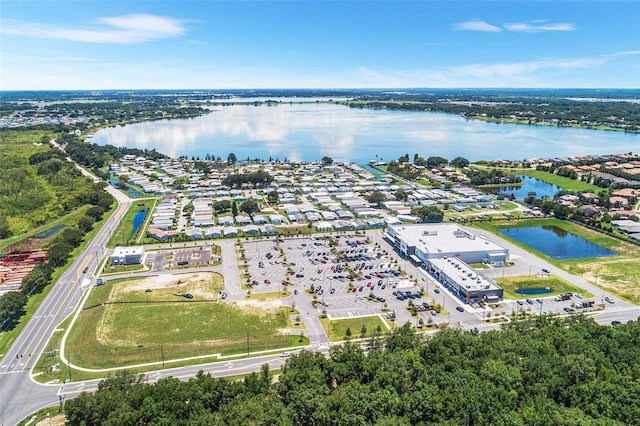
left=64, top=317, right=640, bottom=425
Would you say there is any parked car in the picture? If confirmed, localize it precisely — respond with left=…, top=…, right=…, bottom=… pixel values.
left=456, top=306, right=464, bottom=312
left=434, top=288, right=440, bottom=294
left=294, top=289, right=298, bottom=295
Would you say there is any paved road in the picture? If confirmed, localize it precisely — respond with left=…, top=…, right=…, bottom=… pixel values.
left=0, top=183, right=130, bottom=426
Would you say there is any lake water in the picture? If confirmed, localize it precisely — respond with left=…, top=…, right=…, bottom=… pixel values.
left=500, top=225, right=617, bottom=259
left=132, top=209, right=148, bottom=236
left=89, top=101, right=640, bottom=163
left=500, top=176, right=563, bottom=200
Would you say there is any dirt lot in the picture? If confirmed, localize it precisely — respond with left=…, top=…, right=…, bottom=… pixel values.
left=118, top=272, right=220, bottom=299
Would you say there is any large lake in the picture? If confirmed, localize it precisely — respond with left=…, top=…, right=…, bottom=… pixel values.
left=89, top=101, right=639, bottom=163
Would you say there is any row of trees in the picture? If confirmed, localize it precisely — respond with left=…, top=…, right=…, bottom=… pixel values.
left=64, top=316, right=640, bottom=425
left=221, top=171, right=274, bottom=189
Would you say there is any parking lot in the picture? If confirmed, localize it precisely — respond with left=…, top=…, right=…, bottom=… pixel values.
left=242, top=232, right=452, bottom=327
left=147, top=246, right=218, bottom=271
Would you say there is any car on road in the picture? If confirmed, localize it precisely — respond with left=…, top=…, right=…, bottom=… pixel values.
left=542, top=268, right=551, bottom=273
left=220, top=292, right=227, bottom=299
left=280, top=352, right=291, bottom=357
left=430, top=310, right=437, bottom=316
left=294, top=289, right=298, bottom=295
left=264, top=279, right=271, bottom=285
left=517, top=300, right=524, bottom=305
left=563, top=307, right=575, bottom=313
left=83, top=266, right=89, bottom=274
left=252, top=280, right=259, bottom=286
left=605, top=296, right=614, bottom=304
left=330, top=288, right=335, bottom=294
left=526, top=299, right=534, bottom=305
left=611, top=320, right=621, bottom=325
left=536, top=299, right=543, bottom=304
left=434, top=288, right=440, bottom=294
left=456, top=306, right=464, bottom=312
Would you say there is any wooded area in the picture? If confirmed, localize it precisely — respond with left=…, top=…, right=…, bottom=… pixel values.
left=64, top=317, right=640, bottom=425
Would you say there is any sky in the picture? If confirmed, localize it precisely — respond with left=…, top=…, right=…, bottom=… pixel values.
left=1, top=0, right=639, bottom=90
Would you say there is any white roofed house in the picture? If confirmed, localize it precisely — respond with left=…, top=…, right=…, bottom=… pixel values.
left=253, top=215, right=268, bottom=225
left=261, top=224, right=277, bottom=235
left=204, top=226, right=221, bottom=239
left=186, top=227, right=203, bottom=239
left=242, top=225, right=260, bottom=235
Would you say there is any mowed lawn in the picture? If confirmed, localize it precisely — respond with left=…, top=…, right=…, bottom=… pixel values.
left=496, top=275, right=593, bottom=300
left=67, top=278, right=304, bottom=369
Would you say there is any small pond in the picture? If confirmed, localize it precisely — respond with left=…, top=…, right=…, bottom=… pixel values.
left=500, top=225, right=617, bottom=259
left=35, top=225, right=65, bottom=238
left=132, top=209, right=148, bottom=235
left=516, top=287, right=553, bottom=295
left=500, top=175, right=562, bottom=200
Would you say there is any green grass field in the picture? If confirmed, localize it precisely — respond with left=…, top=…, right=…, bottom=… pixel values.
left=65, top=275, right=306, bottom=369
left=321, top=315, right=389, bottom=341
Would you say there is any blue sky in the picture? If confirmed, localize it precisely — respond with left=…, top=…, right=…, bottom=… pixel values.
left=2, top=1, right=639, bottom=90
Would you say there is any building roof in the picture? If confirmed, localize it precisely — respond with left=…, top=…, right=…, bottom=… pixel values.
left=389, top=223, right=507, bottom=255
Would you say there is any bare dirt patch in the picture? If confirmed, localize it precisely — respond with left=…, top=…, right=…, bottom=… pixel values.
left=122, top=272, right=221, bottom=298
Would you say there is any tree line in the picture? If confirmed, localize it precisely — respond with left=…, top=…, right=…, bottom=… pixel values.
left=63, top=316, right=640, bottom=425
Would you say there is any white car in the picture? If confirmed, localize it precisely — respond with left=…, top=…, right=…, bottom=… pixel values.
left=280, top=352, right=291, bottom=357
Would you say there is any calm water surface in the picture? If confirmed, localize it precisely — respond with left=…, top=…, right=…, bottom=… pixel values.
left=90, top=101, right=640, bottom=162
left=500, top=176, right=563, bottom=200
left=500, top=225, right=617, bottom=259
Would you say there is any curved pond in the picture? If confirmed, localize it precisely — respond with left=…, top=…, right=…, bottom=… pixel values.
left=500, top=176, right=563, bottom=200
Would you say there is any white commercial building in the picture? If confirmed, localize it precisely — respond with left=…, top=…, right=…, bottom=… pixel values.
left=385, top=223, right=508, bottom=303
left=111, top=246, right=146, bottom=265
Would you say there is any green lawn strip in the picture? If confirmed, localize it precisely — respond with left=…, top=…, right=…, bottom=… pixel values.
left=245, top=291, right=291, bottom=300
left=320, top=315, right=389, bottom=342
left=16, top=406, right=63, bottom=426
left=496, top=275, right=593, bottom=300
left=107, top=198, right=159, bottom=248
left=66, top=278, right=305, bottom=369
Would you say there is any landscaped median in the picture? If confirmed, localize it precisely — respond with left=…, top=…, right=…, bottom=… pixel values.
left=319, top=314, right=392, bottom=342
left=38, top=272, right=307, bottom=378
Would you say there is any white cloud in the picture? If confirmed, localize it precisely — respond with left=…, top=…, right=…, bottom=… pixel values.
left=1, top=14, right=186, bottom=43
left=452, top=20, right=501, bottom=32
left=503, top=21, right=575, bottom=32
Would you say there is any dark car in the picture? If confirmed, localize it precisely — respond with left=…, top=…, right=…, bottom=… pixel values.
left=330, top=288, right=335, bottom=294
left=184, top=293, right=193, bottom=299
left=252, top=280, right=259, bottom=286
left=434, top=288, right=440, bottom=294
left=456, top=306, right=464, bottom=312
